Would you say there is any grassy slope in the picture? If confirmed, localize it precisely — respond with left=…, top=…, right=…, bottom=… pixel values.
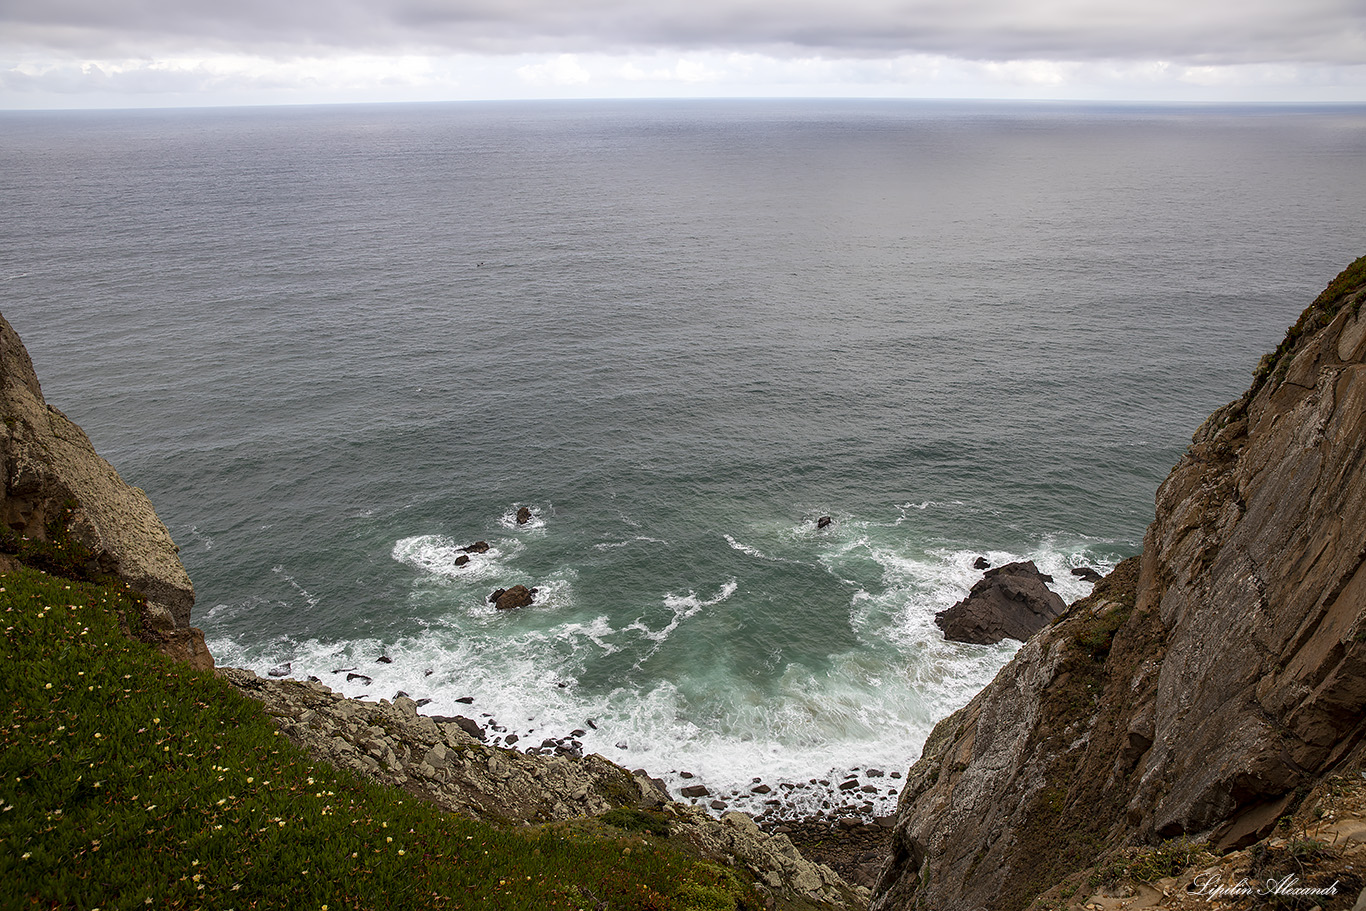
left=0, top=566, right=758, bottom=911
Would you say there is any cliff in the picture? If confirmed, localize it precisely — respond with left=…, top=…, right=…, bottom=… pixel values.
left=0, top=313, right=211, bottom=670
left=871, top=256, right=1366, bottom=910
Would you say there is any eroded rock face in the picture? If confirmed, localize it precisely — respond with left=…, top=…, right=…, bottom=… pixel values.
left=934, top=560, right=1066, bottom=644
left=872, top=258, right=1366, bottom=911
left=220, top=668, right=864, bottom=909
left=0, top=314, right=209, bottom=670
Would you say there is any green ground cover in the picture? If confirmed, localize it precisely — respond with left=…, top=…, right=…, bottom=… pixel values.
left=0, top=566, right=756, bottom=911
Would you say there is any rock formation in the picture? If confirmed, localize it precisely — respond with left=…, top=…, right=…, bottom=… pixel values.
left=0, top=313, right=210, bottom=670
left=490, top=584, right=535, bottom=610
left=221, top=667, right=863, bottom=908
left=934, top=560, right=1066, bottom=644
left=872, top=257, right=1366, bottom=910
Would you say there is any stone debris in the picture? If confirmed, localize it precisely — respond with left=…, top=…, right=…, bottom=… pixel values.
left=218, top=666, right=865, bottom=909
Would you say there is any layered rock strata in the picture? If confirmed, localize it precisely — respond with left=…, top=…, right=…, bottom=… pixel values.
left=872, top=257, right=1366, bottom=911
left=0, top=313, right=209, bottom=670
left=221, top=667, right=863, bottom=909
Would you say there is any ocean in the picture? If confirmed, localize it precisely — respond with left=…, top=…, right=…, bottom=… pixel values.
left=2, top=99, right=1364, bottom=819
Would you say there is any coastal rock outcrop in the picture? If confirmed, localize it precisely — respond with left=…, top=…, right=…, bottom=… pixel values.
left=934, top=560, right=1066, bottom=644
left=873, top=257, right=1366, bottom=911
left=221, top=667, right=863, bottom=908
left=0, top=314, right=209, bottom=670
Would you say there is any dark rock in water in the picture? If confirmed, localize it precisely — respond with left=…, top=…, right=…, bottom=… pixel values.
left=493, top=585, right=534, bottom=611
left=415, top=698, right=431, bottom=707
left=461, top=541, right=490, bottom=554
left=455, top=696, right=474, bottom=704
left=752, top=783, right=773, bottom=795
left=454, top=555, right=470, bottom=567
left=586, top=719, right=597, bottom=729
left=681, top=784, right=710, bottom=799
left=569, top=729, right=587, bottom=738
left=376, top=655, right=392, bottom=664
left=934, top=560, right=1066, bottom=645
left=332, top=667, right=356, bottom=674
left=503, top=733, right=518, bottom=745
left=488, top=588, right=505, bottom=604
left=615, top=741, right=628, bottom=750
left=516, top=506, right=532, bottom=525
left=817, top=516, right=833, bottom=529
left=679, top=770, right=695, bottom=779
left=1071, top=565, right=1104, bottom=583
left=710, top=799, right=728, bottom=811
left=867, top=769, right=885, bottom=777
left=973, top=556, right=990, bottom=570
left=394, top=690, right=409, bottom=699
left=423, top=668, right=434, bottom=677
left=268, top=662, right=291, bottom=677
left=307, top=675, right=320, bottom=683
left=345, top=673, right=373, bottom=685
left=839, top=779, right=860, bottom=791
left=431, top=714, right=487, bottom=742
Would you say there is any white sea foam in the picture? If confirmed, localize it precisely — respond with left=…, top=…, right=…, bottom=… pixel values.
left=594, top=536, right=667, bottom=551
left=391, top=534, right=521, bottom=584
left=499, top=504, right=547, bottom=530
left=223, top=515, right=1124, bottom=822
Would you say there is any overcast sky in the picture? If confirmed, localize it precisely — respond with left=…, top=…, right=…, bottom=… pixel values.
left=3, top=0, right=1365, bottom=108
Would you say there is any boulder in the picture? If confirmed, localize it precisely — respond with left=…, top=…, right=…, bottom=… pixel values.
left=454, top=555, right=470, bottom=567
left=493, top=585, right=534, bottom=611
left=516, top=507, right=532, bottom=525
left=973, top=556, right=990, bottom=570
left=1070, top=566, right=1103, bottom=583
left=461, top=541, right=489, bottom=554
left=934, top=560, right=1066, bottom=645
left=268, top=662, right=291, bottom=678
left=817, top=516, right=833, bottom=529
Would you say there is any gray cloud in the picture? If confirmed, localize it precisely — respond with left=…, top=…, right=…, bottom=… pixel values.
left=4, top=0, right=1365, bottom=66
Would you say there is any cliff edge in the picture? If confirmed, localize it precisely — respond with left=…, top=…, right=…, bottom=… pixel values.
left=0, top=313, right=210, bottom=670
left=871, top=257, right=1366, bottom=910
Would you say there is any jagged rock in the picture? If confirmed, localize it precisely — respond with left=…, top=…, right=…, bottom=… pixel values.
left=376, top=655, right=392, bottom=664
left=817, top=516, right=833, bottom=529
left=461, top=541, right=489, bottom=554
left=681, top=784, right=710, bottom=799
left=430, top=714, right=486, bottom=742
left=345, top=673, right=372, bottom=685
left=973, top=556, right=990, bottom=570
left=516, top=507, right=532, bottom=525
left=493, top=585, right=534, bottom=610
left=933, top=560, right=1066, bottom=644
left=216, top=666, right=864, bottom=908
left=453, top=555, right=469, bottom=566
left=873, top=258, right=1366, bottom=911
left=268, top=662, right=291, bottom=677
left=1071, top=565, right=1103, bottom=583
left=0, top=315, right=208, bottom=669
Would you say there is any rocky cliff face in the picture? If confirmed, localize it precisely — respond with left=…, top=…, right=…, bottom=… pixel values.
left=871, top=257, right=1366, bottom=911
left=0, top=313, right=210, bottom=670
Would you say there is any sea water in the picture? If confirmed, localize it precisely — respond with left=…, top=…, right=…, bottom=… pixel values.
left=3, top=99, right=1364, bottom=817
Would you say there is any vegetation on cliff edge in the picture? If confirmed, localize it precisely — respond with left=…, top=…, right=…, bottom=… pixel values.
left=0, top=565, right=761, bottom=911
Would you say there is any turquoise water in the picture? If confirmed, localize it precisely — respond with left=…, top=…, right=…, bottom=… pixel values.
left=3, top=99, right=1364, bottom=817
